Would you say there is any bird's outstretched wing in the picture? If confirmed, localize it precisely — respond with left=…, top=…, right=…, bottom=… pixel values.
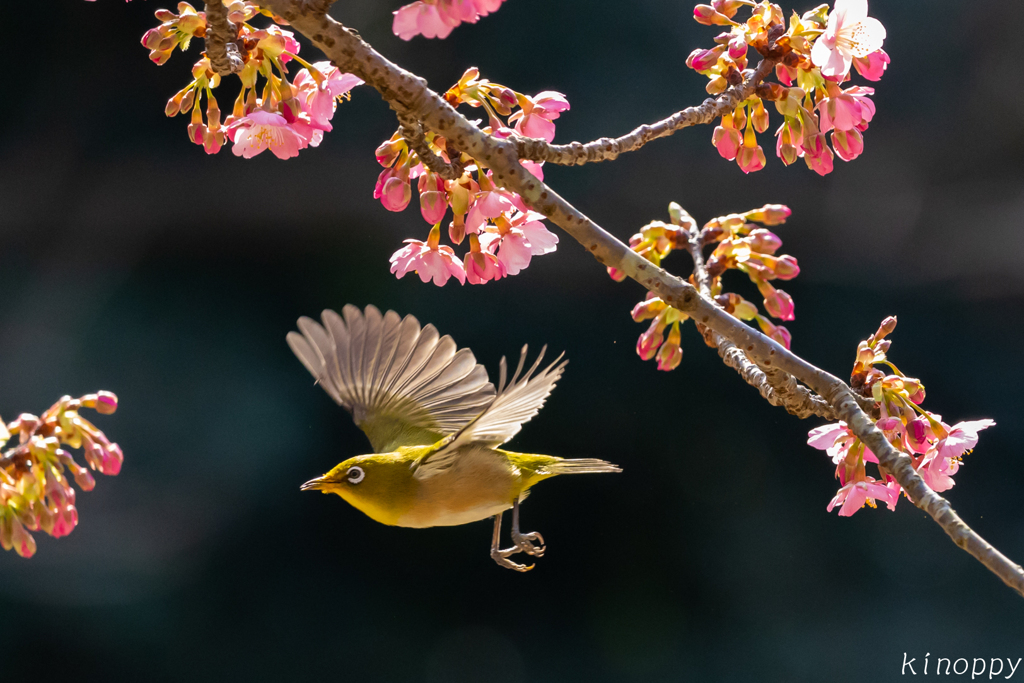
left=287, top=305, right=496, bottom=453
left=413, top=345, right=567, bottom=479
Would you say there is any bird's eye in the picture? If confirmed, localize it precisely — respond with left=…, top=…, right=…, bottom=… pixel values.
left=347, top=466, right=365, bottom=484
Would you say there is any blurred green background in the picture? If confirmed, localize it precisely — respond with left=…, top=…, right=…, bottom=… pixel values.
left=2, top=0, right=1023, bottom=680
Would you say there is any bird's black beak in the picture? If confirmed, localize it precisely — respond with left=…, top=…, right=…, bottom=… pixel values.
left=300, top=476, right=326, bottom=491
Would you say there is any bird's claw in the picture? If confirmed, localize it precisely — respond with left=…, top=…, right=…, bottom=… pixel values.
left=512, top=529, right=546, bottom=557
left=491, top=545, right=535, bottom=572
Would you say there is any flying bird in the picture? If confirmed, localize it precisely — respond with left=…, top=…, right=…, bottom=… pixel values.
left=287, top=304, right=620, bottom=571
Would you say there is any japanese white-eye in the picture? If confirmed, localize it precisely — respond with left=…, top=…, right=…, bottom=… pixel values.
left=287, top=305, right=620, bottom=571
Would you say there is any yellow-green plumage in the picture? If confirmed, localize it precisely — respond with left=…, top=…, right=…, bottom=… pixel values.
left=311, top=445, right=616, bottom=528
left=288, top=305, right=620, bottom=570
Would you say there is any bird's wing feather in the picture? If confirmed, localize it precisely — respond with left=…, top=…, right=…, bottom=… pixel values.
left=412, top=345, right=566, bottom=479
left=287, top=305, right=496, bottom=453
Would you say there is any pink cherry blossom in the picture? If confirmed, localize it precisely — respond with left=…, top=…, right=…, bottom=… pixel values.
left=804, top=144, right=835, bottom=176
left=853, top=49, right=890, bottom=81
left=464, top=249, right=506, bottom=284
left=831, top=129, right=864, bottom=161
left=811, top=0, right=887, bottom=80
left=818, top=86, right=875, bottom=133
left=390, top=240, right=466, bottom=286
left=509, top=92, right=570, bottom=143
left=393, top=0, right=507, bottom=41
left=479, top=212, right=558, bottom=275
left=294, top=62, right=363, bottom=131
left=466, top=188, right=516, bottom=233
left=227, top=110, right=307, bottom=160
left=827, top=479, right=898, bottom=516
left=936, top=419, right=995, bottom=461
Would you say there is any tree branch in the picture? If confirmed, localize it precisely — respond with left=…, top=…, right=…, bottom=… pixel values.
left=398, top=116, right=465, bottom=181
left=204, top=1, right=245, bottom=76
left=685, top=227, right=838, bottom=420
left=512, top=59, right=776, bottom=166
left=257, top=0, right=1024, bottom=598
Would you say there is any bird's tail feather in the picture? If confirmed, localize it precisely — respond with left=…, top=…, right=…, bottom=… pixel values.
left=548, top=458, right=621, bottom=474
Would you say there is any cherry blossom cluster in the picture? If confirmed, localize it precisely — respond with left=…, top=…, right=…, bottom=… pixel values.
left=0, top=393, right=123, bottom=558
left=393, top=0, right=507, bottom=41
left=689, top=0, right=888, bottom=175
left=386, top=68, right=564, bottom=285
left=143, top=2, right=362, bottom=157
left=615, top=203, right=798, bottom=371
left=808, top=319, right=994, bottom=516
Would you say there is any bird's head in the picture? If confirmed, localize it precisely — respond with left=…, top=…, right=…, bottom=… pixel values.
left=300, top=453, right=416, bottom=526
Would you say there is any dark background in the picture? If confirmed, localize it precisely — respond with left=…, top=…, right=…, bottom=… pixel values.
left=2, top=1, right=1023, bottom=680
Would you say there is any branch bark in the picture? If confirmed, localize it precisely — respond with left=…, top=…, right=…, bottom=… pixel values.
left=398, top=116, right=465, bottom=181
left=204, top=1, right=245, bottom=76
left=257, top=0, right=1024, bottom=598
left=512, top=59, right=777, bottom=166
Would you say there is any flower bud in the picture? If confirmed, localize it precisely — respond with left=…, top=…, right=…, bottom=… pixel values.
left=876, top=417, right=901, bottom=431
left=693, top=4, right=736, bottom=26
left=636, top=324, right=665, bottom=361
left=631, top=296, right=667, bottom=322
left=713, top=125, right=741, bottom=161
left=10, top=518, right=36, bottom=558
left=747, top=229, right=782, bottom=254
left=905, top=418, right=931, bottom=454
left=381, top=177, right=412, bottom=212
left=656, top=341, right=682, bottom=371
left=667, top=202, right=696, bottom=231
left=772, top=255, right=800, bottom=280
left=607, top=267, right=627, bottom=282
left=420, top=191, right=448, bottom=225
left=874, top=316, right=897, bottom=340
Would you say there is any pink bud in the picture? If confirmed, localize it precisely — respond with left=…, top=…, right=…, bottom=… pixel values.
left=100, top=444, right=124, bottom=476
left=381, top=177, right=412, bottom=212
left=831, top=129, right=864, bottom=162
left=905, top=418, right=931, bottom=454
left=687, top=46, right=725, bottom=72
left=763, top=286, right=795, bottom=321
left=713, top=126, right=741, bottom=161
left=736, top=144, right=766, bottom=174
left=852, top=49, right=890, bottom=82
left=693, top=4, right=735, bottom=25
left=607, top=267, right=627, bottom=282
left=748, top=229, right=782, bottom=254
left=11, top=519, right=36, bottom=558
left=876, top=417, right=901, bottom=431
left=772, top=255, right=800, bottom=280
left=803, top=145, right=834, bottom=176
left=758, top=205, right=792, bottom=226
left=419, top=191, right=448, bottom=225
left=636, top=323, right=665, bottom=361
left=631, top=296, right=667, bottom=322
left=656, top=342, right=682, bottom=371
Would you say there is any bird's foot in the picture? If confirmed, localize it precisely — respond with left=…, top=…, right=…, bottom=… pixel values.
left=511, top=529, right=546, bottom=557
left=490, top=545, right=535, bottom=572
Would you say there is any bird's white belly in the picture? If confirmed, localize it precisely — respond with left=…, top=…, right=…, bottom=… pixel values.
left=401, top=501, right=513, bottom=528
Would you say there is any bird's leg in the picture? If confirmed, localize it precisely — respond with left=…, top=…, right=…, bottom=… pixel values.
left=489, top=511, right=534, bottom=572
left=510, top=497, right=546, bottom=557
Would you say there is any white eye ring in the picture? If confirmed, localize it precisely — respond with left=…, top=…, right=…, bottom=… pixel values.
left=347, top=466, right=365, bottom=484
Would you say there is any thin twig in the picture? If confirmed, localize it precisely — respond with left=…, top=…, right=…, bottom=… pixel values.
left=257, top=0, right=1024, bottom=598
left=399, top=116, right=465, bottom=181
left=685, top=227, right=837, bottom=420
left=512, top=59, right=776, bottom=166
